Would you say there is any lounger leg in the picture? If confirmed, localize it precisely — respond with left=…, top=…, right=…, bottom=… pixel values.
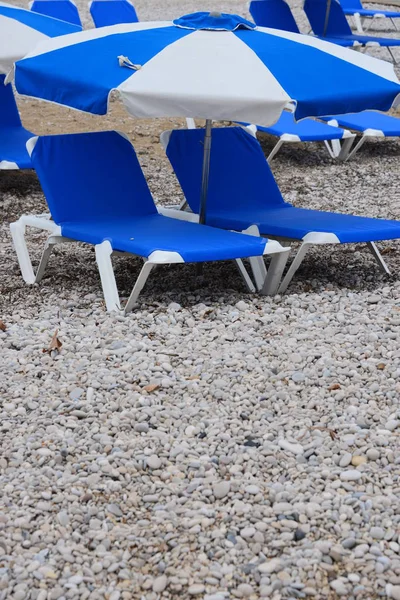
left=278, top=242, right=311, bottom=294
left=95, top=241, right=121, bottom=312
left=249, top=257, right=267, bottom=291
left=364, top=17, right=374, bottom=32
left=391, top=18, right=399, bottom=31
left=353, top=13, right=364, bottom=33
left=124, top=261, right=155, bottom=314
left=261, top=250, right=290, bottom=296
left=367, top=241, right=390, bottom=275
left=240, top=225, right=267, bottom=291
left=325, top=139, right=341, bottom=159
left=10, top=220, right=36, bottom=284
left=35, top=235, right=65, bottom=283
left=387, top=47, right=397, bottom=63
left=234, top=259, right=256, bottom=293
left=267, top=139, right=284, bottom=163
left=337, top=136, right=356, bottom=161
left=345, top=136, right=367, bottom=161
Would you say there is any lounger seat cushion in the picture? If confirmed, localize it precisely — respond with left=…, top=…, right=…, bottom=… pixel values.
left=245, top=112, right=347, bottom=141
left=322, top=111, right=400, bottom=135
left=329, top=33, right=400, bottom=45
left=61, top=213, right=269, bottom=262
left=204, top=206, right=400, bottom=243
left=320, top=35, right=361, bottom=45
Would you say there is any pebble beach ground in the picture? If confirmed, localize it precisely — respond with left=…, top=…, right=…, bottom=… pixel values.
left=1, top=1, right=400, bottom=599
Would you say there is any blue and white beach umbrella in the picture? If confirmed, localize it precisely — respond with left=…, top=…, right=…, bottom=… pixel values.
left=0, top=1, right=81, bottom=75
left=13, top=11, right=400, bottom=220
left=14, top=11, right=400, bottom=124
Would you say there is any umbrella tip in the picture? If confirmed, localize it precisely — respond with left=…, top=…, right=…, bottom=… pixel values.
left=209, top=11, right=221, bottom=17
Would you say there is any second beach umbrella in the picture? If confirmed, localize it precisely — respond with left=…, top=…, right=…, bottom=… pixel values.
left=0, top=0, right=81, bottom=75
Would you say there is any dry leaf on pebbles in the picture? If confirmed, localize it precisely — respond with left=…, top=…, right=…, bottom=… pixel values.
left=42, top=329, right=62, bottom=354
left=143, top=383, right=160, bottom=393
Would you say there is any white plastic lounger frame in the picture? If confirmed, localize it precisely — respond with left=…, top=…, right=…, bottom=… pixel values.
left=159, top=207, right=390, bottom=295
left=243, top=124, right=356, bottom=161
left=158, top=207, right=290, bottom=294
left=275, top=232, right=390, bottom=293
left=10, top=212, right=290, bottom=312
left=351, top=12, right=399, bottom=34
left=8, top=213, right=175, bottom=312
left=326, top=118, right=387, bottom=160
left=0, top=160, right=19, bottom=169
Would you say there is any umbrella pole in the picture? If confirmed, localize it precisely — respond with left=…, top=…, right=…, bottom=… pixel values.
left=195, top=119, right=212, bottom=277
left=199, top=119, right=212, bottom=225
left=323, top=0, right=332, bottom=36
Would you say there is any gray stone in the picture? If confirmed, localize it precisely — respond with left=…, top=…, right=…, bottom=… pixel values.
left=213, top=481, right=230, bottom=499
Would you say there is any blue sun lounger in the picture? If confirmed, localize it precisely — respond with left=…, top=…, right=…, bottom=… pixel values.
left=89, top=0, right=138, bottom=27
left=239, top=111, right=355, bottom=160
left=304, top=0, right=400, bottom=60
left=10, top=131, right=290, bottom=311
left=321, top=111, right=400, bottom=158
left=249, top=0, right=301, bottom=32
left=249, top=0, right=356, bottom=43
left=162, top=126, right=400, bottom=292
left=29, top=0, right=82, bottom=26
left=0, top=76, right=32, bottom=170
left=339, top=0, right=400, bottom=33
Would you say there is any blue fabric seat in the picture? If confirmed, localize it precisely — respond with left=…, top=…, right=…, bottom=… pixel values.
left=30, top=0, right=82, bottom=26
left=0, top=75, right=32, bottom=170
left=238, top=111, right=355, bottom=160
left=59, top=213, right=270, bottom=263
left=321, top=110, right=400, bottom=158
left=304, top=0, right=400, bottom=59
left=163, top=126, right=400, bottom=291
left=12, top=130, right=289, bottom=312
left=89, top=0, right=138, bottom=27
left=323, top=110, right=400, bottom=135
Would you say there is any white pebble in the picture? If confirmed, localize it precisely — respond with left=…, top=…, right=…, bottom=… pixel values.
left=340, top=470, right=362, bottom=482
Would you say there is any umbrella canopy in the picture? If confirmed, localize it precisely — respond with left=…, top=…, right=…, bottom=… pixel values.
left=14, top=11, right=400, bottom=127
left=0, top=0, right=81, bottom=75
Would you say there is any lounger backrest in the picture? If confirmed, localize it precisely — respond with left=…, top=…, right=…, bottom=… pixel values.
left=30, top=0, right=82, bottom=26
left=304, top=0, right=352, bottom=36
left=0, top=75, right=23, bottom=129
left=89, top=0, right=138, bottom=27
left=249, top=0, right=300, bottom=33
left=165, top=127, right=286, bottom=215
left=338, top=0, right=363, bottom=11
left=30, top=131, right=157, bottom=224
